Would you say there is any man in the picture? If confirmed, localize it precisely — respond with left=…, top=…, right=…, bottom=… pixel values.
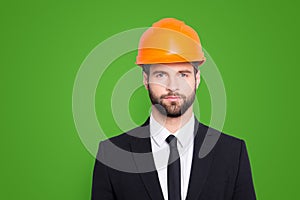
left=92, top=18, right=256, bottom=200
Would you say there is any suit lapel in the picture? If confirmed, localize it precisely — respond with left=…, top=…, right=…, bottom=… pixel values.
left=185, top=120, right=215, bottom=200
left=130, top=122, right=165, bottom=200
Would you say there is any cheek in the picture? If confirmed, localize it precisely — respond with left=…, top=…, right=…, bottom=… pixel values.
left=149, top=83, right=165, bottom=94
left=178, top=79, right=195, bottom=91
left=149, top=78, right=168, bottom=87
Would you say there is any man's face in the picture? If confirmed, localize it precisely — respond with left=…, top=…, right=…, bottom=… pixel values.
left=143, top=63, right=200, bottom=118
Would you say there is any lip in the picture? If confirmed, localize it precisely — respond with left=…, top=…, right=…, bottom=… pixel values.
left=163, top=96, right=181, bottom=101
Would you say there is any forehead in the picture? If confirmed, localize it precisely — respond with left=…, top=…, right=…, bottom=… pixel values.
left=149, top=62, right=194, bottom=73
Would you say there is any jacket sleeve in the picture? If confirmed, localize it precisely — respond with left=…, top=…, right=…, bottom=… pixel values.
left=233, top=140, right=256, bottom=200
left=91, top=142, right=116, bottom=200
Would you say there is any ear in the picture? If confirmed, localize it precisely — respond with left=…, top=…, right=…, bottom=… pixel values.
left=143, top=72, right=149, bottom=90
left=195, top=70, right=201, bottom=89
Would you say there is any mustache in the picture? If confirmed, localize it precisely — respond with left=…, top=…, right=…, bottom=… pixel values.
left=161, top=92, right=186, bottom=99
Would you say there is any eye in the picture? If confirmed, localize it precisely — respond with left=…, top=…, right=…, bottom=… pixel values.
left=179, top=73, right=188, bottom=78
left=155, top=73, right=166, bottom=78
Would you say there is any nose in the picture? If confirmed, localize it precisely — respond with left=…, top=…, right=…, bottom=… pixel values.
left=166, top=76, right=179, bottom=92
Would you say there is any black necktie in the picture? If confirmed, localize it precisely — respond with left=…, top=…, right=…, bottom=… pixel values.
left=166, top=135, right=181, bottom=200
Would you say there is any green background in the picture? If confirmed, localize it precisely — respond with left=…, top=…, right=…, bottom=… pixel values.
left=1, top=0, right=299, bottom=199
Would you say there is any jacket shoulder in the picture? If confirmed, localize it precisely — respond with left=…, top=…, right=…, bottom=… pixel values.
left=200, top=122, right=243, bottom=142
left=198, top=122, right=245, bottom=156
left=99, top=124, right=149, bottom=151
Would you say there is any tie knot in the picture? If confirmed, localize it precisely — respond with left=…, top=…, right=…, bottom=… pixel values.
left=166, top=135, right=177, bottom=148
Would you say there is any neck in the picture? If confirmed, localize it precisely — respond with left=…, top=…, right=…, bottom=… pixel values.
left=151, top=106, right=193, bottom=133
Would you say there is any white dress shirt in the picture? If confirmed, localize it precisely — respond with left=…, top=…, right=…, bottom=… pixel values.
left=150, top=113, right=195, bottom=200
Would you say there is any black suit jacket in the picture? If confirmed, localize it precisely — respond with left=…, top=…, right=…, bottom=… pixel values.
left=92, top=118, right=256, bottom=200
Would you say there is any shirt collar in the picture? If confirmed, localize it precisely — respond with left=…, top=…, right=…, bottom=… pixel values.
left=150, top=113, right=195, bottom=148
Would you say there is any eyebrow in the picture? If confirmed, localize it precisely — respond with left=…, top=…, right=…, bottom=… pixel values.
left=178, top=70, right=193, bottom=74
left=151, top=71, right=168, bottom=75
left=151, top=70, right=193, bottom=75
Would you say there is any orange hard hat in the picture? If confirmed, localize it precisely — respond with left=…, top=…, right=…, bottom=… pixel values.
left=136, top=18, right=206, bottom=66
